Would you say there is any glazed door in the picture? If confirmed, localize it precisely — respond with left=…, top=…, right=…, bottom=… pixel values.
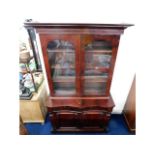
left=39, top=34, right=81, bottom=96
left=81, top=35, right=119, bottom=96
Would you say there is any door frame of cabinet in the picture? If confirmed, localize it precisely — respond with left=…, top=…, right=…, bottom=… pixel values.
left=39, top=34, right=81, bottom=96
left=39, top=34, right=120, bottom=97
left=80, top=35, right=120, bottom=96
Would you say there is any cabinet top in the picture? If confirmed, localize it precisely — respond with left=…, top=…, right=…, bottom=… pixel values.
left=24, top=21, right=133, bottom=29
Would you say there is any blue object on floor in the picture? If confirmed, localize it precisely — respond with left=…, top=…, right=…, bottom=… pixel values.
left=25, top=114, right=135, bottom=135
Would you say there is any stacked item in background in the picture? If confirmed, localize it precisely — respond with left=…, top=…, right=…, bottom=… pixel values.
left=19, top=42, right=43, bottom=100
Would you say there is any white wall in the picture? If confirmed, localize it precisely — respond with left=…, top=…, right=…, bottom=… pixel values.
left=111, top=27, right=136, bottom=113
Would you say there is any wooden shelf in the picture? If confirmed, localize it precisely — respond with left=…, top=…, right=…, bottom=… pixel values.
left=20, top=70, right=36, bottom=74
left=85, top=49, right=112, bottom=54
left=53, top=76, right=75, bottom=82
left=81, top=76, right=108, bottom=81
left=85, top=66, right=110, bottom=71
left=47, top=49, right=75, bottom=53
left=86, top=63, right=110, bottom=69
left=51, top=66, right=75, bottom=69
left=52, top=76, right=107, bottom=82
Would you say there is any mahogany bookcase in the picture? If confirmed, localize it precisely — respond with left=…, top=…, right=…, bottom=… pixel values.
left=24, top=22, right=133, bottom=132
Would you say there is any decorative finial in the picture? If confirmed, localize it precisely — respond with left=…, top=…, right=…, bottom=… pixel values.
left=25, top=19, right=33, bottom=22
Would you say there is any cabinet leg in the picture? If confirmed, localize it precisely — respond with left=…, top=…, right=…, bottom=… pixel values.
left=52, top=127, right=57, bottom=132
left=104, top=126, right=109, bottom=133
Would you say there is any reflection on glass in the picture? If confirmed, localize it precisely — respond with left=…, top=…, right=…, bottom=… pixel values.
left=54, top=82, right=76, bottom=95
left=47, top=40, right=75, bottom=77
left=84, top=70, right=108, bottom=77
left=84, top=40, right=112, bottom=77
left=83, top=40, right=111, bottom=95
left=84, top=82, right=106, bottom=95
left=47, top=40, right=76, bottom=95
left=85, top=54, right=111, bottom=68
left=85, top=40, right=112, bottom=50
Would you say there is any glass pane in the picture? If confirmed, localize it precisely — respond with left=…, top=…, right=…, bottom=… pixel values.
left=83, top=40, right=111, bottom=95
left=53, top=82, right=76, bottom=95
left=47, top=40, right=75, bottom=77
left=84, top=40, right=112, bottom=77
left=85, top=40, right=112, bottom=50
left=84, top=81, right=106, bottom=95
left=47, top=40, right=76, bottom=95
left=84, top=69, right=108, bottom=77
left=85, top=54, right=112, bottom=68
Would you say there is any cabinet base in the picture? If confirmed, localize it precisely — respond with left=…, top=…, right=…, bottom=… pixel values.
left=52, top=127, right=108, bottom=133
left=48, top=94, right=114, bottom=132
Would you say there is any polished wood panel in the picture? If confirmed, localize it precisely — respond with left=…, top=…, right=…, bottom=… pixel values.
left=24, top=22, right=133, bottom=28
left=123, top=76, right=136, bottom=133
left=81, top=35, right=120, bottom=96
left=24, top=23, right=133, bottom=35
left=35, top=28, right=124, bottom=35
left=48, top=94, right=114, bottom=132
left=39, top=34, right=80, bottom=96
